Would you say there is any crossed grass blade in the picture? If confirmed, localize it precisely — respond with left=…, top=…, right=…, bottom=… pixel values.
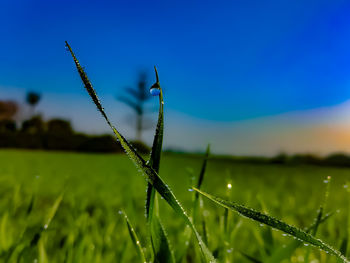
left=66, top=41, right=216, bottom=263
left=193, top=188, right=350, bottom=263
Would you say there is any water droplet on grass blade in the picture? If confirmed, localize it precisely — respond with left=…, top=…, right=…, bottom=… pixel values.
left=150, top=87, right=160, bottom=96
left=227, top=183, right=232, bottom=189
left=188, top=188, right=194, bottom=192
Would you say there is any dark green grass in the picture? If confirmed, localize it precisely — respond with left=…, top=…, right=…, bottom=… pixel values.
left=0, top=149, right=349, bottom=262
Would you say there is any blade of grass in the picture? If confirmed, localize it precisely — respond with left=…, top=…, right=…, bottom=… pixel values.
left=146, top=66, right=163, bottom=220
left=193, top=145, right=210, bottom=222
left=120, top=210, right=147, bottom=263
left=266, top=211, right=334, bottom=263
left=239, top=251, right=263, bottom=263
left=304, top=175, right=331, bottom=263
left=150, top=215, right=175, bottom=263
left=31, top=193, right=63, bottom=247
left=66, top=42, right=216, bottom=263
left=145, top=69, right=175, bottom=263
left=176, top=146, right=210, bottom=262
left=193, top=188, right=349, bottom=263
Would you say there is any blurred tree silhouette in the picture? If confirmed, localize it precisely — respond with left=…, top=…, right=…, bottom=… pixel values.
left=117, top=72, right=153, bottom=142
left=26, top=91, right=41, bottom=116
left=21, top=116, right=45, bottom=134
left=0, top=100, right=18, bottom=120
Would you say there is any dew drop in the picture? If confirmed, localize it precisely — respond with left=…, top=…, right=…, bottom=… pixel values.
left=150, top=88, right=160, bottom=96
left=43, top=224, right=48, bottom=230
left=282, top=233, right=287, bottom=236
left=227, top=183, right=232, bottom=189
left=304, top=243, right=309, bottom=246
left=118, top=210, right=123, bottom=215
left=227, top=248, right=233, bottom=253
left=188, top=188, right=194, bottom=192
left=344, top=184, right=348, bottom=189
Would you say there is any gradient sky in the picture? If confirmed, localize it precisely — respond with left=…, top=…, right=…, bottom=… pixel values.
left=1, top=0, right=350, bottom=155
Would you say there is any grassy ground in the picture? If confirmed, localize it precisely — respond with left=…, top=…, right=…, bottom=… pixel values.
left=0, top=149, right=349, bottom=262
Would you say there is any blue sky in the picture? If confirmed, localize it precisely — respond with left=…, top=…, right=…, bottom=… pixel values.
left=1, top=0, right=350, bottom=154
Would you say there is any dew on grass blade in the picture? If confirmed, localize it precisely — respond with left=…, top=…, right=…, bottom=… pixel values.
left=150, top=87, right=160, bottom=96
left=227, top=183, right=232, bottom=189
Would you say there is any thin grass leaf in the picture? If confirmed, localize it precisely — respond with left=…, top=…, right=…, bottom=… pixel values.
left=305, top=175, right=331, bottom=263
left=145, top=69, right=175, bottom=263
left=66, top=42, right=216, bottom=263
left=266, top=212, right=334, bottom=263
left=340, top=238, right=348, bottom=260
left=31, top=193, right=63, bottom=247
left=120, top=210, right=147, bottom=263
left=150, top=215, right=175, bottom=263
left=176, top=146, right=210, bottom=262
left=193, top=188, right=349, bottom=263
left=193, top=145, right=210, bottom=221
left=146, top=66, right=164, bottom=220
left=239, top=251, right=262, bottom=263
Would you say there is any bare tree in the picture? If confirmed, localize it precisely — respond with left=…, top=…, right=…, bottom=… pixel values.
left=117, top=72, right=153, bottom=142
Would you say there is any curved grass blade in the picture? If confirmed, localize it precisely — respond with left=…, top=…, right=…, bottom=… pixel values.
left=266, top=211, right=334, bottom=263
left=193, top=188, right=350, bottom=263
left=145, top=68, right=175, bottom=263
left=120, top=210, right=147, bottom=263
left=146, top=66, right=163, bottom=221
left=66, top=42, right=215, bottom=263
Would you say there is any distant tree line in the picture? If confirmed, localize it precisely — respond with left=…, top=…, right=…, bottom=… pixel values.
left=207, top=152, right=350, bottom=168
left=0, top=91, right=150, bottom=153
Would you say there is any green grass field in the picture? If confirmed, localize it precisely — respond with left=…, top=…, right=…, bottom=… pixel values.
left=0, top=149, right=349, bottom=262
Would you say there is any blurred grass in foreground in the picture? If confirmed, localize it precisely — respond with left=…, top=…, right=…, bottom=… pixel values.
left=0, top=150, right=349, bottom=262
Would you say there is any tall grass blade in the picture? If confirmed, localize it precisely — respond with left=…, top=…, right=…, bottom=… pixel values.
left=66, top=42, right=216, bottom=262
left=193, top=188, right=349, bottom=263
left=146, top=66, right=164, bottom=220
left=145, top=68, right=175, bottom=263
left=120, top=210, right=147, bottom=263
